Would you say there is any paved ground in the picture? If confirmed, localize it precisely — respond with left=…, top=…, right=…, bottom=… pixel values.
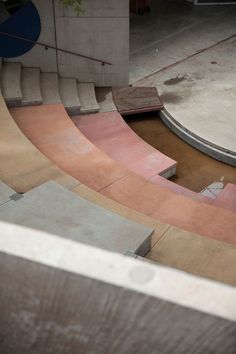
left=130, top=0, right=236, bottom=171
left=127, top=113, right=236, bottom=192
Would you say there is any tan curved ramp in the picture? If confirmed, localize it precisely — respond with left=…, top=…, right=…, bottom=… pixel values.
left=11, top=104, right=236, bottom=244
left=0, top=97, right=79, bottom=193
left=73, top=184, right=236, bottom=286
left=11, top=104, right=129, bottom=191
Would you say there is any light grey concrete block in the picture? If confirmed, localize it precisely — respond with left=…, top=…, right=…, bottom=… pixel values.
left=77, top=82, right=99, bottom=114
left=40, top=73, right=61, bottom=104
left=1, top=62, right=22, bottom=106
left=0, top=181, right=15, bottom=206
left=0, top=181, right=153, bottom=255
left=21, top=68, right=42, bottom=106
left=59, top=77, right=81, bottom=115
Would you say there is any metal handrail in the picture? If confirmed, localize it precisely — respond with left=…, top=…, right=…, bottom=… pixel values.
left=0, top=30, right=112, bottom=66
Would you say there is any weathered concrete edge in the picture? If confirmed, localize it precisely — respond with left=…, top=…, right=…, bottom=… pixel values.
left=0, top=221, right=235, bottom=322
left=160, top=108, right=236, bottom=167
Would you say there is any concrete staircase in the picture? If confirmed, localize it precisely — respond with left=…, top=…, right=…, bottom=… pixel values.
left=0, top=181, right=153, bottom=256
left=0, top=61, right=100, bottom=115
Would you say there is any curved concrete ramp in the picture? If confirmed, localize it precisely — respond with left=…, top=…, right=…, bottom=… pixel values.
left=73, top=111, right=176, bottom=179
left=101, top=174, right=236, bottom=245
left=11, top=104, right=129, bottom=191
left=0, top=97, right=79, bottom=193
left=73, top=112, right=211, bottom=204
left=10, top=104, right=236, bottom=244
left=0, top=181, right=153, bottom=255
left=73, top=184, right=236, bottom=286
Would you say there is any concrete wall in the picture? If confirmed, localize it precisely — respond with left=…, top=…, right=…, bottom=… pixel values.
left=8, top=0, right=57, bottom=72
left=7, top=0, right=130, bottom=86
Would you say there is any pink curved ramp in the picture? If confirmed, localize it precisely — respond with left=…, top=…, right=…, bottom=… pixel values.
left=10, top=104, right=236, bottom=245
left=101, top=174, right=236, bottom=245
left=73, top=111, right=176, bottom=179
left=11, top=104, right=129, bottom=191
left=73, top=112, right=211, bottom=204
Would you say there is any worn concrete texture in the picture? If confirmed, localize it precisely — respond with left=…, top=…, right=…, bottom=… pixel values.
left=0, top=181, right=153, bottom=255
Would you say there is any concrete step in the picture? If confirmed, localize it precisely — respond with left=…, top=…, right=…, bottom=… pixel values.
left=77, top=82, right=100, bottom=114
left=0, top=181, right=153, bottom=255
left=40, top=73, right=61, bottom=105
left=213, top=183, right=236, bottom=212
left=21, top=67, right=42, bottom=106
left=59, top=77, right=81, bottom=115
left=0, top=181, right=15, bottom=206
left=1, top=62, right=22, bottom=106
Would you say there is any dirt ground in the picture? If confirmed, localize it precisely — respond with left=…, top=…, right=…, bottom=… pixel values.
left=126, top=113, right=236, bottom=192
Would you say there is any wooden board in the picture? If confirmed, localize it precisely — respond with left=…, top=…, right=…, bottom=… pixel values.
left=112, top=87, right=163, bottom=115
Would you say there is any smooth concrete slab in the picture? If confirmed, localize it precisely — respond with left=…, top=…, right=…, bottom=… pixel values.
left=1, top=223, right=236, bottom=353
left=40, top=73, right=61, bottom=104
left=214, top=183, right=236, bottom=212
left=0, top=96, right=79, bottom=193
left=130, top=2, right=236, bottom=83
left=21, top=67, right=42, bottom=106
left=101, top=173, right=236, bottom=245
left=73, top=183, right=170, bottom=247
left=11, top=104, right=129, bottom=191
left=1, top=62, right=22, bottom=106
left=147, top=226, right=236, bottom=287
left=95, top=87, right=117, bottom=112
left=77, top=82, right=99, bottom=114
left=0, top=181, right=153, bottom=255
left=73, top=111, right=177, bottom=179
left=59, top=77, right=81, bottom=115
left=137, top=37, right=236, bottom=160
left=0, top=181, right=15, bottom=206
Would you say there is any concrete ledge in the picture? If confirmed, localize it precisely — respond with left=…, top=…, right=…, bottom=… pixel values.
left=160, top=108, right=236, bottom=167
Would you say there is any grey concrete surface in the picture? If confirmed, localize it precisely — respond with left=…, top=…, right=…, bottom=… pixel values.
left=40, top=72, right=62, bottom=104
left=0, top=181, right=15, bottom=206
left=95, top=87, right=117, bottom=112
left=77, top=82, right=100, bottom=114
left=0, top=181, right=153, bottom=255
left=21, top=67, right=42, bottom=106
left=1, top=62, right=22, bottom=106
left=146, top=38, right=236, bottom=160
left=59, top=77, right=81, bottom=115
left=130, top=1, right=236, bottom=83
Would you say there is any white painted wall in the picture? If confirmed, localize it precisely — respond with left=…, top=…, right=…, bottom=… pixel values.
left=7, top=0, right=129, bottom=86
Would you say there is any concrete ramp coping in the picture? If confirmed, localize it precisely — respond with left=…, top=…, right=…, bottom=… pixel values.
left=0, top=221, right=235, bottom=353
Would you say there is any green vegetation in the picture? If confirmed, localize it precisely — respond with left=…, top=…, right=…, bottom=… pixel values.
left=60, top=0, right=83, bottom=15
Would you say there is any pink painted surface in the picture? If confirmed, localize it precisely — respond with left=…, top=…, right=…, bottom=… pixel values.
left=73, top=112, right=210, bottom=204
left=213, top=183, right=236, bottom=212
left=11, top=105, right=130, bottom=191
left=101, top=174, right=236, bottom=245
left=73, top=112, right=176, bottom=178
left=10, top=105, right=236, bottom=244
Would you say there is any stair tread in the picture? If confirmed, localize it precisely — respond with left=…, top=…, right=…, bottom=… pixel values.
left=59, top=78, right=81, bottom=115
left=40, top=73, right=61, bottom=104
left=0, top=181, right=153, bottom=255
left=77, top=82, right=99, bottom=114
left=1, top=62, right=22, bottom=105
left=21, top=67, right=42, bottom=106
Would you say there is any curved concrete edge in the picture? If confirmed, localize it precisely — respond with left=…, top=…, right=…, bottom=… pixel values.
left=160, top=108, right=236, bottom=167
left=1, top=221, right=236, bottom=322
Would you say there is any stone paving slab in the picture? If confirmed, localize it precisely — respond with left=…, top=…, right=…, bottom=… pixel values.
left=0, top=181, right=153, bottom=255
